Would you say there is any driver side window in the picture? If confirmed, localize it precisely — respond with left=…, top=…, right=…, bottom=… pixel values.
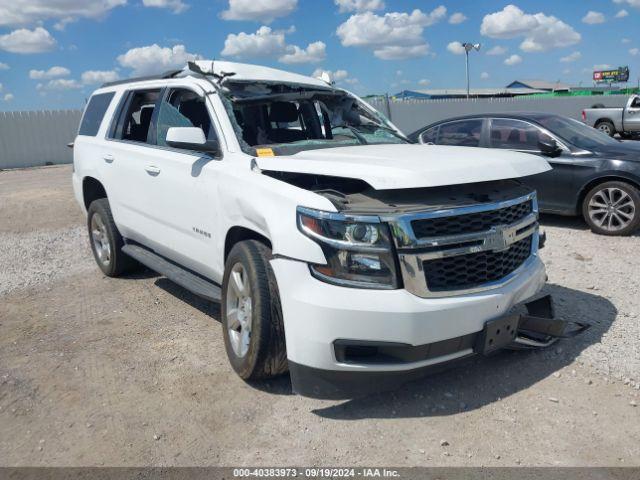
left=156, top=88, right=217, bottom=148
left=490, top=118, right=552, bottom=152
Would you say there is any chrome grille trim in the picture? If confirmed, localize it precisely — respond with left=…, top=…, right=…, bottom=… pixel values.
left=386, top=193, right=539, bottom=298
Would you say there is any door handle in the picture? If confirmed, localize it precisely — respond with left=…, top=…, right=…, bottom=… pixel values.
left=103, top=154, right=114, bottom=164
left=145, top=165, right=161, bottom=176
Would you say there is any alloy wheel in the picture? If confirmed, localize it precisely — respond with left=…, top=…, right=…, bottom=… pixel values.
left=588, top=187, right=636, bottom=232
left=226, top=262, right=253, bottom=358
left=90, top=213, right=112, bottom=266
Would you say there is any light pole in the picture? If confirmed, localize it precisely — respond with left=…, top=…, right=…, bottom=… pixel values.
left=462, top=42, right=481, bottom=99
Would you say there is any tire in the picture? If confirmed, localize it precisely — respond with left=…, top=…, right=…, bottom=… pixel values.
left=596, top=120, right=615, bottom=137
left=582, top=181, right=640, bottom=236
left=221, top=240, right=288, bottom=380
left=87, top=198, right=136, bottom=276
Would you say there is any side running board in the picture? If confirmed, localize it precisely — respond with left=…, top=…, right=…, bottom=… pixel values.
left=122, top=244, right=221, bottom=302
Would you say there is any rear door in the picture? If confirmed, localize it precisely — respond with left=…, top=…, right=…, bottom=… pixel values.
left=488, top=118, right=576, bottom=212
left=105, top=88, right=163, bottom=242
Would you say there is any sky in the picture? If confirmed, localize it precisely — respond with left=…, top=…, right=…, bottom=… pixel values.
left=0, top=0, right=639, bottom=111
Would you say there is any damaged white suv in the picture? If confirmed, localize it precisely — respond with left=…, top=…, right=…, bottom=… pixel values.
left=73, top=61, right=587, bottom=398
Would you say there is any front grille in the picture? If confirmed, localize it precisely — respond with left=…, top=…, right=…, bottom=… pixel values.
left=423, top=236, right=533, bottom=292
left=412, top=200, right=533, bottom=238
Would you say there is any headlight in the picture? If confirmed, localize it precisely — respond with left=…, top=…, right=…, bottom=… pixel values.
left=297, top=207, right=400, bottom=289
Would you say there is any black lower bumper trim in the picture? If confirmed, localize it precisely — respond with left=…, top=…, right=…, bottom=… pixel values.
left=289, top=356, right=473, bottom=400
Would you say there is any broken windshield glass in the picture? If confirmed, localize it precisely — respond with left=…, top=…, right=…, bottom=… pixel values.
left=221, top=82, right=408, bottom=155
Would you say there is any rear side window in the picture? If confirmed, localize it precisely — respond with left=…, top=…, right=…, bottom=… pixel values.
left=437, top=120, right=483, bottom=147
left=78, top=92, right=115, bottom=136
left=112, top=89, right=161, bottom=144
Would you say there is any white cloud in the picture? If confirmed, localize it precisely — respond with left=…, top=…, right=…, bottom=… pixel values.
left=4, top=93, right=14, bottom=102
left=486, top=45, right=507, bottom=55
left=481, top=5, right=580, bottom=52
left=615, top=9, right=629, bottom=18
left=142, top=0, right=188, bottom=14
left=81, top=70, right=120, bottom=84
left=614, top=0, right=640, bottom=8
left=311, top=68, right=355, bottom=85
left=29, top=66, right=70, bottom=80
left=118, top=44, right=201, bottom=76
left=0, top=83, right=3, bottom=92
left=447, top=41, right=465, bottom=55
left=336, top=7, right=446, bottom=60
left=582, top=11, right=605, bottom=24
left=220, top=0, right=297, bottom=23
left=221, top=26, right=287, bottom=58
left=221, top=26, right=326, bottom=64
left=0, top=27, right=56, bottom=54
left=622, top=38, right=631, bottom=44
left=279, top=41, right=326, bottom=64
left=562, top=68, right=571, bottom=75
left=335, top=0, right=384, bottom=13
left=449, top=12, right=467, bottom=24
left=0, top=62, right=9, bottom=70
left=37, top=79, right=82, bottom=91
left=504, top=54, right=522, bottom=66
left=480, top=72, right=489, bottom=80
left=418, top=78, right=430, bottom=86
left=560, top=51, right=581, bottom=62
left=0, top=0, right=126, bottom=28
left=593, top=64, right=612, bottom=70
left=630, top=48, right=640, bottom=56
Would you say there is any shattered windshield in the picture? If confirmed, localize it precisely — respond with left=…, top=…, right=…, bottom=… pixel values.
left=221, top=81, right=408, bottom=155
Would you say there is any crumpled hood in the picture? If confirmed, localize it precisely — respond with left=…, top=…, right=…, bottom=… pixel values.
left=256, top=144, right=551, bottom=190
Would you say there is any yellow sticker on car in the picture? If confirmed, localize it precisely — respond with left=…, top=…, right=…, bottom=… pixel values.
left=256, top=148, right=275, bottom=157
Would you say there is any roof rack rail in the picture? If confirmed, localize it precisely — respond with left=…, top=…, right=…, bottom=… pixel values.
left=100, top=69, right=185, bottom=88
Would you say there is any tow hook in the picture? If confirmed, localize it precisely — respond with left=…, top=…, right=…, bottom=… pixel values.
left=512, top=295, right=590, bottom=349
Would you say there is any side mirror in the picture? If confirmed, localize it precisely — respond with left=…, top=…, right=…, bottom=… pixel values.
left=538, top=138, right=562, bottom=158
left=166, top=127, right=219, bottom=155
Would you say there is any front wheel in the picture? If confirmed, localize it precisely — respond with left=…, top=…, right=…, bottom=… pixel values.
left=221, top=240, right=288, bottom=380
left=582, top=181, right=640, bottom=236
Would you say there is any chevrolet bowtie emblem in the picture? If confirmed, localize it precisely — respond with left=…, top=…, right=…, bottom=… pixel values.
left=485, top=225, right=516, bottom=252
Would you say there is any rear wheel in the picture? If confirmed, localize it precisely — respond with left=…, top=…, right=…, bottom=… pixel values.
left=596, top=120, right=615, bottom=137
left=582, top=181, right=640, bottom=236
left=221, top=240, right=288, bottom=380
left=87, top=198, right=137, bottom=276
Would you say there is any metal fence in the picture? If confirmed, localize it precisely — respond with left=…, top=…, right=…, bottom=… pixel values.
left=367, top=95, right=629, bottom=134
left=0, top=110, right=82, bottom=170
left=0, top=94, right=632, bottom=169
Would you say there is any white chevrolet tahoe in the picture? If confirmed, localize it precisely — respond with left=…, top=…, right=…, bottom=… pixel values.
left=72, top=61, right=587, bottom=398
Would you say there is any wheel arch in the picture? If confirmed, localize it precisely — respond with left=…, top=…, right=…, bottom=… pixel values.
left=594, top=118, right=615, bottom=128
left=82, top=176, right=107, bottom=210
left=224, top=226, right=272, bottom=263
left=576, top=174, right=640, bottom=215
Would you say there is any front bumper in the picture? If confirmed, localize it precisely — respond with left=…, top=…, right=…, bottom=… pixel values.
left=271, top=256, right=555, bottom=398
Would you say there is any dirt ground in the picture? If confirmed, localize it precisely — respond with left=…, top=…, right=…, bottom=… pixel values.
left=0, top=165, right=638, bottom=467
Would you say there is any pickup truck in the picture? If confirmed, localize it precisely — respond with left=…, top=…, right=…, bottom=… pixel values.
left=582, top=95, right=640, bottom=138
left=72, top=60, right=587, bottom=398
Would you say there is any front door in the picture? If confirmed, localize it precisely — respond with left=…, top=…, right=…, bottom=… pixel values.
left=488, top=118, right=577, bottom=213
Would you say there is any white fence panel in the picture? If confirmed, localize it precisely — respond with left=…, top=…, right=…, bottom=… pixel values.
left=0, top=110, right=82, bottom=169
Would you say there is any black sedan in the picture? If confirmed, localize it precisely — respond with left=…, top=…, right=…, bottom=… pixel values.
left=409, top=113, right=640, bottom=236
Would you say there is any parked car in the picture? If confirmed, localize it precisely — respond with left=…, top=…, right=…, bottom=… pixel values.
left=72, top=61, right=587, bottom=399
left=582, top=95, right=640, bottom=138
left=409, top=113, right=640, bottom=236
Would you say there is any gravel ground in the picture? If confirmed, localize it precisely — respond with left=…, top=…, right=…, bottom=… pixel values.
left=0, top=165, right=638, bottom=467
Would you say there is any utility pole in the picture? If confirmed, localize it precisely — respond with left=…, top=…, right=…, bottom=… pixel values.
left=462, top=43, right=481, bottom=99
